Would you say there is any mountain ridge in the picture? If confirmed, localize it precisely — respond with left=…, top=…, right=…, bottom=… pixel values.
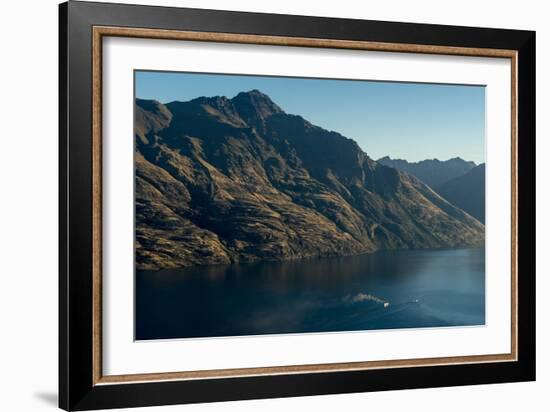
left=377, top=155, right=477, bottom=188
left=435, top=164, right=485, bottom=223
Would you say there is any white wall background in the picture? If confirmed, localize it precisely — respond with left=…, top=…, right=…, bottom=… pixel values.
left=0, top=0, right=546, bottom=411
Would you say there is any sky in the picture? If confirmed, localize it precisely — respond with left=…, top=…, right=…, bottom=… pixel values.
left=135, top=70, right=485, bottom=164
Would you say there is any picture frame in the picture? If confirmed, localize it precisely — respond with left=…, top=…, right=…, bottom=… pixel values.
left=59, top=1, right=536, bottom=410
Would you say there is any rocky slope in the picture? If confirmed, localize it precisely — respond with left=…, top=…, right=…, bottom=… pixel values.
left=377, top=156, right=476, bottom=188
left=135, top=90, right=485, bottom=270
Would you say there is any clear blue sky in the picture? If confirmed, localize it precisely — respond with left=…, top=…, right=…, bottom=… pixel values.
left=135, top=70, right=485, bottom=164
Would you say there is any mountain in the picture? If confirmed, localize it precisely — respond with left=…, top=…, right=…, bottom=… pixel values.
left=435, top=164, right=485, bottom=223
left=135, top=90, right=484, bottom=270
left=377, top=156, right=476, bottom=188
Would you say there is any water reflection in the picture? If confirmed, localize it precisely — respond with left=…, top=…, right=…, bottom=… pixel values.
left=136, top=248, right=485, bottom=340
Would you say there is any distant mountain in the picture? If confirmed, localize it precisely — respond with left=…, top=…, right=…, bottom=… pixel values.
left=135, top=90, right=484, bottom=270
left=435, top=164, right=485, bottom=223
left=377, top=156, right=476, bottom=188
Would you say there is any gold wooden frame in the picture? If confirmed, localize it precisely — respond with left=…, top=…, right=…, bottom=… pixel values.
left=92, top=26, right=518, bottom=386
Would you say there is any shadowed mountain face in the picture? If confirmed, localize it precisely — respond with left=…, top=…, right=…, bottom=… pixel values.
left=435, top=164, right=485, bottom=223
left=377, top=156, right=476, bottom=188
left=135, top=90, right=484, bottom=270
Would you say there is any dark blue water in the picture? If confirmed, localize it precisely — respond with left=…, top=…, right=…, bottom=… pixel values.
left=135, top=248, right=485, bottom=340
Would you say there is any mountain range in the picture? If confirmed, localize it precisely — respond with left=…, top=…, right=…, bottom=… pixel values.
left=135, top=90, right=484, bottom=270
left=435, top=164, right=485, bottom=223
left=377, top=156, right=485, bottom=224
left=377, top=156, right=476, bottom=188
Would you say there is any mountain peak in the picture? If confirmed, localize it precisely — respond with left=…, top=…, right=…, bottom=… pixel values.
left=231, top=90, right=283, bottom=129
left=235, top=89, right=272, bottom=99
left=240, top=88, right=263, bottom=95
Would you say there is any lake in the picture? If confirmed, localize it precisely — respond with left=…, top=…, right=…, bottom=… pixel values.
left=135, top=247, right=485, bottom=340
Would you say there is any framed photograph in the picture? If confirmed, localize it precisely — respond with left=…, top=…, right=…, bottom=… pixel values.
left=59, top=1, right=535, bottom=410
